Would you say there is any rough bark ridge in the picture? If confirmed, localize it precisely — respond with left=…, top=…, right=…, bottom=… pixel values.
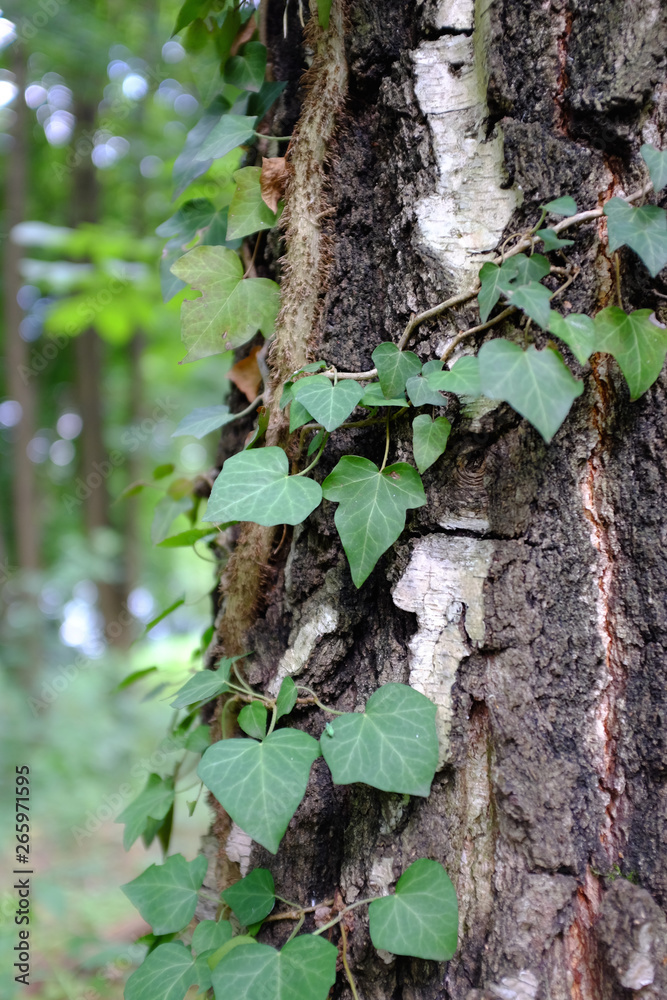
left=207, top=1, right=667, bottom=997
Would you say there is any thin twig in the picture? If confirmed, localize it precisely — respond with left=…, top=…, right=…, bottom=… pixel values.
left=243, top=233, right=262, bottom=278
left=440, top=306, right=516, bottom=364
left=614, top=253, right=623, bottom=309
left=341, top=922, right=361, bottom=1000
left=398, top=287, right=478, bottom=350
left=379, top=416, right=390, bottom=471
left=263, top=900, right=334, bottom=923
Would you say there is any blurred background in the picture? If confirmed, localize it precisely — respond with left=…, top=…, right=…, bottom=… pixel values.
left=0, top=1, right=244, bottom=994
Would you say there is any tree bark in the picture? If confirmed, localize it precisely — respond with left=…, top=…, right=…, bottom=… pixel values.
left=205, top=1, right=667, bottom=997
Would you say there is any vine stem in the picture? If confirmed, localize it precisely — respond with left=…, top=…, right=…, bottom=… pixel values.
left=295, top=432, right=329, bottom=476
left=263, top=899, right=334, bottom=923
left=340, top=922, right=361, bottom=1000
left=312, top=897, right=376, bottom=936
left=379, top=416, right=390, bottom=471
left=440, top=306, right=516, bottom=364
left=296, top=685, right=346, bottom=715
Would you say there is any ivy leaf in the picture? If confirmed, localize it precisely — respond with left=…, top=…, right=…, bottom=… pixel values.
left=195, top=114, right=258, bottom=162
left=125, top=942, right=198, bottom=1000
left=507, top=281, right=552, bottom=329
left=223, top=42, right=267, bottom=93
left=203, top=447, right=322, bottom=526
left=548, top=311, right=595, bottom=365
left=405, top=374, right=446, bottom=407
left=151, top=496, right=191, bottom=545
left=222, top=868, right=275, bottom=925
left=198, top=729, right=321, bottom=853
left=191, top=920, right=233, bottom=956
left=238, top=701, right=268, bottom=740
left=425, top=356, right=481, bottom=398
left=276, top=676, right=298, bottom=720
left=478, top=339, right=583, bottom=442
left=594, top=306, right=667, bottom=399
left=116, top=774, right=175, bottom=851
left=121, top=854, right=208, bottom=935
left=319, top=683, right=438, bottom=796
left=170, top=659, right=239, bottom=709
left=422, top=359, right=444, bottom=374
left=292, top=376, right=364, bottom=431
left=307, top=429, right=326, bottom=456
left=321, top=457, right=426, bottom=587
left=289, top=398, right=314, bottom=433
left=172, top=246, right=280, bottom=362
left=368, top=859, right=458, bottom=961
left=227, top=167, right=281, bottom=241
left=248, top=81, right=288, bottom=121
left=173, top=406, right=235, bottom=440
left=173, top=0, right=211, bottom=35
left=412, top=415, right=451, bottom=473
left=538, top=228, right=574, bottom=252
left=511, top=253, right=551, bottom=286
left=172, top=95, right=229, bottom=198
left=477, top=258, right=519, bottom=322
left=158, top=528, right=218, bottom=548
left=211, top=935, right=337, bottom=1000
left=543, top=195, right=577, bottom=216
left=360, top=383, right=408, bottom=408
left=604, top=198, right=667, bottom=277
left=185, top=724, right=211, bottom=753
left=640, top=144, right=667, bottom=192
left=372, top=343, right=422, bottom=398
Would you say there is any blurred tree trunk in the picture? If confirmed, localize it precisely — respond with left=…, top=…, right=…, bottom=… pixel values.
left=205, top=2, right=667, bottom=997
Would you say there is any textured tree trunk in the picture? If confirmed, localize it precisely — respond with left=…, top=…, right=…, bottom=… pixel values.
left=204, top=1, right=667, bottom=997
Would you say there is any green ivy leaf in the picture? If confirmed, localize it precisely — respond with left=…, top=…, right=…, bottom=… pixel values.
left=507, top=281, right=552, bottom=329
left=422, top=359, right=444, bottom=374
left=222, top=868, right=275, bottom=925
left=640, top=144, right=667, bottom=193
left=157, top=198, right=216, bottom=243
left=548, top=311, right=595, bottom=365
left=276, top=677, right=298, bottom=720
left=172, top=405, right=235, bottom=439
left=151, top=496, right=191, bottom=545
left=405, top=374, right=446, bottom=407
left=211, top=935, right=337, bottom=1000
left=477, top=258, right=519, bottom=322
left=412, top=414, right=451, bottom=474
left=185, top=724, right=211, bottom=753
left=307, top=429, right=326, bottom=456
left=368, top=859, right=458, bottom=961
left=318, top=0, right=333, bottom=29
left=116, top=666, right=158, bottom=691
left=158, top=528, right=218, bottom=548
left=198, top=729, right=321, bottom=853
left=594, top=306, right=667, bottom=399
left=511, top=253, right=551, bottom=285
left=292, top=376, right=364, bottom=431
left=223, top=42, right=267, bottom=93
left=191, top=920, right=233, bottom=956
left=543, top=195, right=577, bottom=216
left=604, top=198, right=667, bottom=277
left=537, top=228, right=574, bottom=252
left=125, top=941, right=198, bottom=1000
left=360, top=383, right=408, bottom=407
left=173, top=0, right=211, bottom=35
left=172, top=246, right=280, bottom=362
left=372, top=342, right=422, bottom=398
left=204, top=447, right=322, bottom=526
left=170, top=659, right=238, bottom=709
left=172, top=96, right=229, bottom=198
left=321, top=457, right=426, bottom=587
left=121, top=854, right=208, bottom=935
left=195, top=114, right=258, bottom=162
left=478, top=339, right=583, bottom=442
left=238, top=701, right=268, bottom=740
left=248, top=81, right=288, bottom=121
left=319, top=683, right=438, bottom=796
left=116, top=774, right=175, bottom=851
left=289, top=398, right=314, bottom=433
left=425, top=356, right=481, bottom=397
left=227, top=167, right=281, bottom=240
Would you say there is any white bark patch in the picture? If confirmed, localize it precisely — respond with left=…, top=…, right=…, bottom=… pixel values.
left=268, top=602, right=339, bottom=696
left=413, top=0, right=520, bottom=288
left=392, top=535, right=494, bottom=765
left=225, top=823, right=253, bottom=877
left=369, top=856, right=395, bottom=896
left=488, top=970, right=539, bottom=1000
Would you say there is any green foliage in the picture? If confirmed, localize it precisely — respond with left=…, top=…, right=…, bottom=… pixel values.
left=196, top=114, right=258, bottom=162
left=543, top=195, right=577, bottom=215
left=117, top=774, right=175, bottom=850
left=478, top=340, right=584, bottom=442
left=293, top=376, right=364, bottom=431
left=548, top=311, right=595, bottom=365
left=276, top=677, right=299, bottom=720
left=211, top=935, right=338, bottom=1000
left=122, top=854, right=208, bottom=935
left=425, top=356, right=481, bottom=397
left=372, top=342, right=422, bottom=398
left=192, top=920, right=233, bottom=955
left=412, top=415, right=451, bottom=473
left=224, top=43, right=267, bottom=93
left=641, top=143, right=667, bottom=193
left=227, top=167, right=281, bottom=240
left=537, top=228, right=574, bottom=252
left=321, top=457, right=426, bottom=587
left=405, top=373, right=446, bottom=406
left=368, top=860, right=458, bottom=961
left=198, top=729, right=321, bottom=853
left=158, top=528, right=218, bottom=549
left=319, top=683, right=438, bottom=796
left=594, top=307, right=667, bottom=399
left=222, top=868, right=276, bottom=925
left=204, top=447, right=323, bottom=526
left=507, top=280, right=552, bottom=329
left=172, top=405, right=234, bottom=438
left=360, top=383, right=408, bottom=407
left=238, top=700, right=269, bottom=739
left=170, top=659, right=236, bottom=709
left=124, top=941, right=199, bottom=1000
left=318, top=0, right=333, bottom=29
left=604, top=198, right=667, bottom=277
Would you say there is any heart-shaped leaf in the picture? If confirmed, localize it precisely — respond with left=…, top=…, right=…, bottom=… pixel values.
left=170, top=661, right=236, bottom=709
left=196, top=114, right=258, bottom=162
left=511, top=253, right=551, bottom=286
left=321, top=457, right=426, bottom=587
left=198, top=729, right=321, bottom=853
left=223, top=42, right=267, bottom=93
left=238, top=701, right=268, bottom=740
left=116, top=774, right=175, bottom=850
left=158, top=527, right=219, bottom=549
left=538, top=228, right=574, bottom=252
left=478, top=339, right=583, bottom=442
left=360, top=382, right=408, bottom=407
left=372, top=343, right=423, bottom=398
left=292, top=375, right=364, bottom=431
left=222, top=868, right=275, bottom=925
left=204, top=447, right=323, bottom=526
left=211, top=935, right=337, bottom=1000
left=594, top=306, right=667, bottom=399
left=405, top=374, right=446, bottom=407
left=121, top=854, right=208, bottom=935
left=172, top=246, right=280, bottom=362
left=191, top=920, right=233, bottom=956
left=319, top=683, right=438, bottom=796
left=368, top=859, right=458, bottom=961
left=425, top=356, right=481, bottom=397
left=640, top=144, right=667, bottom=193
left=125, top=942, right=198, bottom=1000
left=412, top=414, right=451, bottom=473
left=507, top=280, right=552, bottom=329
left=276, top=676, right=298, bottom=720
left=477, top=258, right=519, bottom=322
left=227, top=166, right=281, bottom=241
left=543, top=195, right=577, bottom=216
left=289, top=397, right=314, bottom=432
left=604, top=198, right=667, bottom=277
left=548, top=311, right=595, bottom=365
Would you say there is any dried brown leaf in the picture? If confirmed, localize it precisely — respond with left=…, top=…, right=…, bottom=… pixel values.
left=230, top=15, right=256, bottom=57
left=226, top=344, right=262, bottom=402
left=260, top=156, right=289, bottom=214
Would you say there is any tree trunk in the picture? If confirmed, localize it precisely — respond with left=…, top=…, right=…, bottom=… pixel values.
left=205, top=1, right=667, bottom=997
